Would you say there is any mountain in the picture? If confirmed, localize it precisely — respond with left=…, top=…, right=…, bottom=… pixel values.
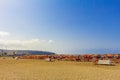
left=0, top=49, right=56, bottom=56
left=0, top=48, right=119, bottom=55
left=21, top=50, right=56, bottom=55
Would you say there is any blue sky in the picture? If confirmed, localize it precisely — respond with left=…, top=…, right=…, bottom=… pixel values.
left=0, top=0, right=120, bottom=53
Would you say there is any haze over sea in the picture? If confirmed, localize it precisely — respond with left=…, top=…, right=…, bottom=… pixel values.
left=0, top=0, right=120, bottom=54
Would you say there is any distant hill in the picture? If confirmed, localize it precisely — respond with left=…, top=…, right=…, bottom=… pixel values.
left=20, top=50, right=56, bottom=55
left=0, top=49, right=56, bottom=56
left=0, top=48, right=119, bottom=55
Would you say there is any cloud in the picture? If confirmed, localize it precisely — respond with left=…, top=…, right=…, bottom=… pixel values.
left=48, top=40, right=54, bottom=44
left=0, top=31, right=10, bottom=37
left=0, top=31, right=56, bottom=52
left=0, top=38, right=55, bottom=51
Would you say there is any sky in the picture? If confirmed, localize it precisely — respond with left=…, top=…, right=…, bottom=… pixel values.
left=0, top=0, right=120, bottom=54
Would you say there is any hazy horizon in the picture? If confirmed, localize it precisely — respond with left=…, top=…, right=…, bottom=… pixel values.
left=0, top=0, right=120, bottom=54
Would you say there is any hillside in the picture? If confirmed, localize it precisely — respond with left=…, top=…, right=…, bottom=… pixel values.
left=0, top=49, right=55, bottom=56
